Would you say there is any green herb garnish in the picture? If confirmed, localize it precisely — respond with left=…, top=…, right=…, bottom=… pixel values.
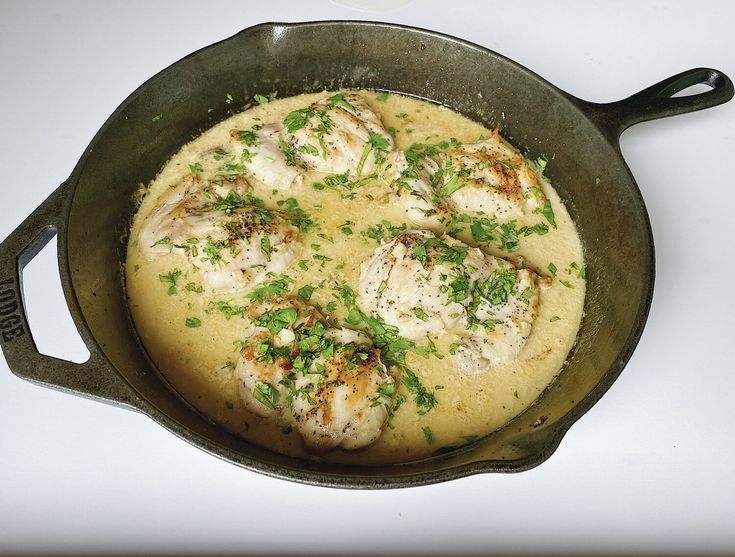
left=356, top=133, right=390, bottom=175
left=414, top=336, right=444, bottom=360
left=260, top=236, right=271, bottom=262
left=255, top=307, right=298, bottom=334
left=413, top=307, right=430, bottom=321
left=246, top=276, right=292, bottom=301
left=185, top=282, right=204, bottom=294
left=422, top=426, right=434, bottom=444
left=298, top=284, right=315, bottom=301
left=185, top=317, right=201, bottom=328
left=159, top=269, right=182, bottom=296
left=253, top=380, right=280, bottom=409
left=541, top=199, right=557, bottom=229
left=206, top=300, right=246, bottom=319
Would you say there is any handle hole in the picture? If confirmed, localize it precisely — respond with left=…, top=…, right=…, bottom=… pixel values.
left=22, top=235, right=91, bottom=363
left=671, top=83, right=714, bottom=97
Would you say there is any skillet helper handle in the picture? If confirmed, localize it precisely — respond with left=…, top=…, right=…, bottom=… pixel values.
left=589, top=67, right=734, bottom=137
left=0, top=183, right=142, bottom=411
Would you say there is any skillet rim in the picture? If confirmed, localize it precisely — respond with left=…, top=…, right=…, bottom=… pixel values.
left=54, top=20, right=656, bottom=488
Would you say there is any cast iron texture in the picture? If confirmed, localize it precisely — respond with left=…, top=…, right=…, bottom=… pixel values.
left=0, top=22, right=732, bottom=488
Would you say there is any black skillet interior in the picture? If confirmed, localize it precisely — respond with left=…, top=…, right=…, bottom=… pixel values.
left=1, top=21, right=732, bottom=488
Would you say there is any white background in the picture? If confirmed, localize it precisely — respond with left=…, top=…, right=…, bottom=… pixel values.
left=1, top=1, right=734, bottom=555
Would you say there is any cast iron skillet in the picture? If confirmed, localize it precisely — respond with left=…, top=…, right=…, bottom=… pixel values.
left=0, top=21, right=732, bottom=488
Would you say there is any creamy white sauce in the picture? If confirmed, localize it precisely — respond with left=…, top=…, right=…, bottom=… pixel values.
left=125, top=91, right=586, bottom=465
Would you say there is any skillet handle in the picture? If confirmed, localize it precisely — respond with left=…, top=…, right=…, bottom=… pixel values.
left=586, top=67, right=734, bottom=138
left=0, top=183, right=143, bottom=411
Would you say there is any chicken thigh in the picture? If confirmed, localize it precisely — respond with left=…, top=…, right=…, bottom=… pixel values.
left=422, top=130, right=546, bottom=221
left=139, top=175, right=302, bottom=292
left=235, top=298, right=395, bottom=451
left=224, top=123, right=304, bottom=190
left=281, top=92, right=394, bottom=176
left=381, top=150, right=450, bottom=233
left=358, top=230, right=540, bottom=373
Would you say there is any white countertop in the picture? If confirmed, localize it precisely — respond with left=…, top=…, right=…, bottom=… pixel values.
left=2, top=1, right=734, bottom=554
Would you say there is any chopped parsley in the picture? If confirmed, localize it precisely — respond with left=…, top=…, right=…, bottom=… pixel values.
left=404, top=368, right=437, bottom=415
left=255, top=307, right=298, bottom=334
left=413, top=307, right=430, bottom=321
left=568, top=261, right=586, bottom=279
left=375, top=92, right=390, bottom=102
left=338, top=220, right=354, bottom=235
left=245, top=276, right=291, bottom=301
left=541, top=199, right=557, bottom=229
left=159, top=269, right=182, bottom=296
left=422, top=426, right=434, bottom=444
left=237, top=129, right=258, bottom=147
left=335, top=284, right=437, bottom=415
left=476, top=270, right=518, bottom=305
left=189, top=162, right=204, bottom=173
left=185, top=317, right=201, bottom=328
left=298, top=284, right=315, bottom=301
left=363, top=221, right=407, bottom=244
left=470, top=217, right=498, bottom=243
left=312, top=171, right=376, bottom=195
left=498, top=221, right=520, bottom=252
left=282, top=107, right=333, bottom=134
left=414, top=244, right=428, bottom=267
left=278, top=135, right=297, bottom=166
left=202, top=239, right=223, bottom=265
left=373, top=382, right=397, bottom=408
left=519, top=285, right=534, bottom=305
left=414, top=336, right=444, bottom=360
left=312, top=254, right=332, bottom=267
left=185, top=282, right=204, bottom=294
left=519, top=223, right=549, bottom=236
left=440, top=174, right=466, bottom=197
left=276, top=197, right=315, bottom=232
left=152, top=235, right=172, bottom=249
left=260, top=236, right=271, bottom=262
left=356, top=133, right=390, bottom=176
left=254, top=94, right=269, bottom=105
left=405, top=142, right=442, bottom=162
left=206, top=300, right=246, bottom=319
left=203, top=190, right=265, bottom=214
left=325, top=92, right=356, bottom=112
left=297, top=143, right=319, bottom=156
left=414, top=238, right=467, bottom=267
left=253, top=380, right=279, bottom=409
left=535, top=155, right=548, bottom=172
